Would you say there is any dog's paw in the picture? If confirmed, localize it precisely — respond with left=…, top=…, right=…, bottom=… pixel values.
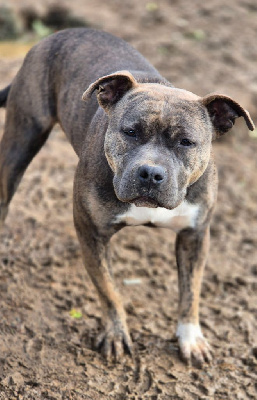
left=176, top=322, right=212, bottom=366
left=95, top=322, right=133, bottom=362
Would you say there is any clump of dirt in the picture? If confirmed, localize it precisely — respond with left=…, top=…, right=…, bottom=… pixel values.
left=21, top=4, right=90, bottom=34
left=0, top=5, right=21, bottom=40
left=0, top=3, right=90, bottom=41
left=0, top=0, right=257, bottom=399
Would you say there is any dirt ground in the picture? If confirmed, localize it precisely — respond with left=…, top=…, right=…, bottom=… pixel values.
left=0, top=0, right=257, bottom=399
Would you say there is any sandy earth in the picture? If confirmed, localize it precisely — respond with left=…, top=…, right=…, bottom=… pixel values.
left=0, top=0, right=257, bottom=399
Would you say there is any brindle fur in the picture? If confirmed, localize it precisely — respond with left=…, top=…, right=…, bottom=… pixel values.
left=0, top=28, right=254, bottom=365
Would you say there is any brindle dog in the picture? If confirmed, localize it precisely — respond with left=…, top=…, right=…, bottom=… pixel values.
left=0, top=29, right=254, bottom=365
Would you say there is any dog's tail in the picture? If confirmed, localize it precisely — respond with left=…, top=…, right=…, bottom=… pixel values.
left=0, top=85, right=11, bottom=108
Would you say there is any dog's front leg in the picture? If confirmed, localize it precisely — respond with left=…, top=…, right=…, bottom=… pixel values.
left=175, top=225, right=212, bottom=365
left=73, top=197, right=132, bottom=362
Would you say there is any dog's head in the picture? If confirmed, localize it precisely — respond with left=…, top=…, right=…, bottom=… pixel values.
left=83, top=71, right=254, bottom=209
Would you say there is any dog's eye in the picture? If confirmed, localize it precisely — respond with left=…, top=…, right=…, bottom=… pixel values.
left=180, top=138, right=194, bottom=147
left=123, top=129, right=136, bottom=138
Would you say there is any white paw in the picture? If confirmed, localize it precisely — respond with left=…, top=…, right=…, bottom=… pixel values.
left=176, top=322, right=212, bottom=365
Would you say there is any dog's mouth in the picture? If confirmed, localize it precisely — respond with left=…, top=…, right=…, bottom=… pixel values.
left=132, top=196, right=160, bottom=208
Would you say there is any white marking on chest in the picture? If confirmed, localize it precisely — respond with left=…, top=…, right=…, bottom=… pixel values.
left=115, top=200, right=199, bottom=232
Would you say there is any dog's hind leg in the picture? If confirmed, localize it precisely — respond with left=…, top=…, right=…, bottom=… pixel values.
left=0, top=84, right=55, bottom=225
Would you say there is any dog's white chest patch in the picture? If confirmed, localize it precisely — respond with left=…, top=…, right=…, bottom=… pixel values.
left=115, top=201, right=199, bottom=232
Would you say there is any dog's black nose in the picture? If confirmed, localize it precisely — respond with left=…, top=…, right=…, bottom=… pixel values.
left=138, top=165, right=166, bottom=186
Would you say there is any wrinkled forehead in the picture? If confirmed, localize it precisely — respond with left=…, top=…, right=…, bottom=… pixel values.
left=133, top=84, right=200, bottom=102
left=116, top=84, right=206, bottom=127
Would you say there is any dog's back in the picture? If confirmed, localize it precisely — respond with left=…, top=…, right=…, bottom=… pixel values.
left=1, top=29, right=167, bottom=154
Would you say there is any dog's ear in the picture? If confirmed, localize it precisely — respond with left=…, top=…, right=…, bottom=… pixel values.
left=82, top=71, right=138, bottom=111
left=202, top=94, right=255, bottom=138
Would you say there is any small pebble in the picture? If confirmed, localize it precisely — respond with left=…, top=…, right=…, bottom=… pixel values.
left=123, top=278, right=142, bottom=285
